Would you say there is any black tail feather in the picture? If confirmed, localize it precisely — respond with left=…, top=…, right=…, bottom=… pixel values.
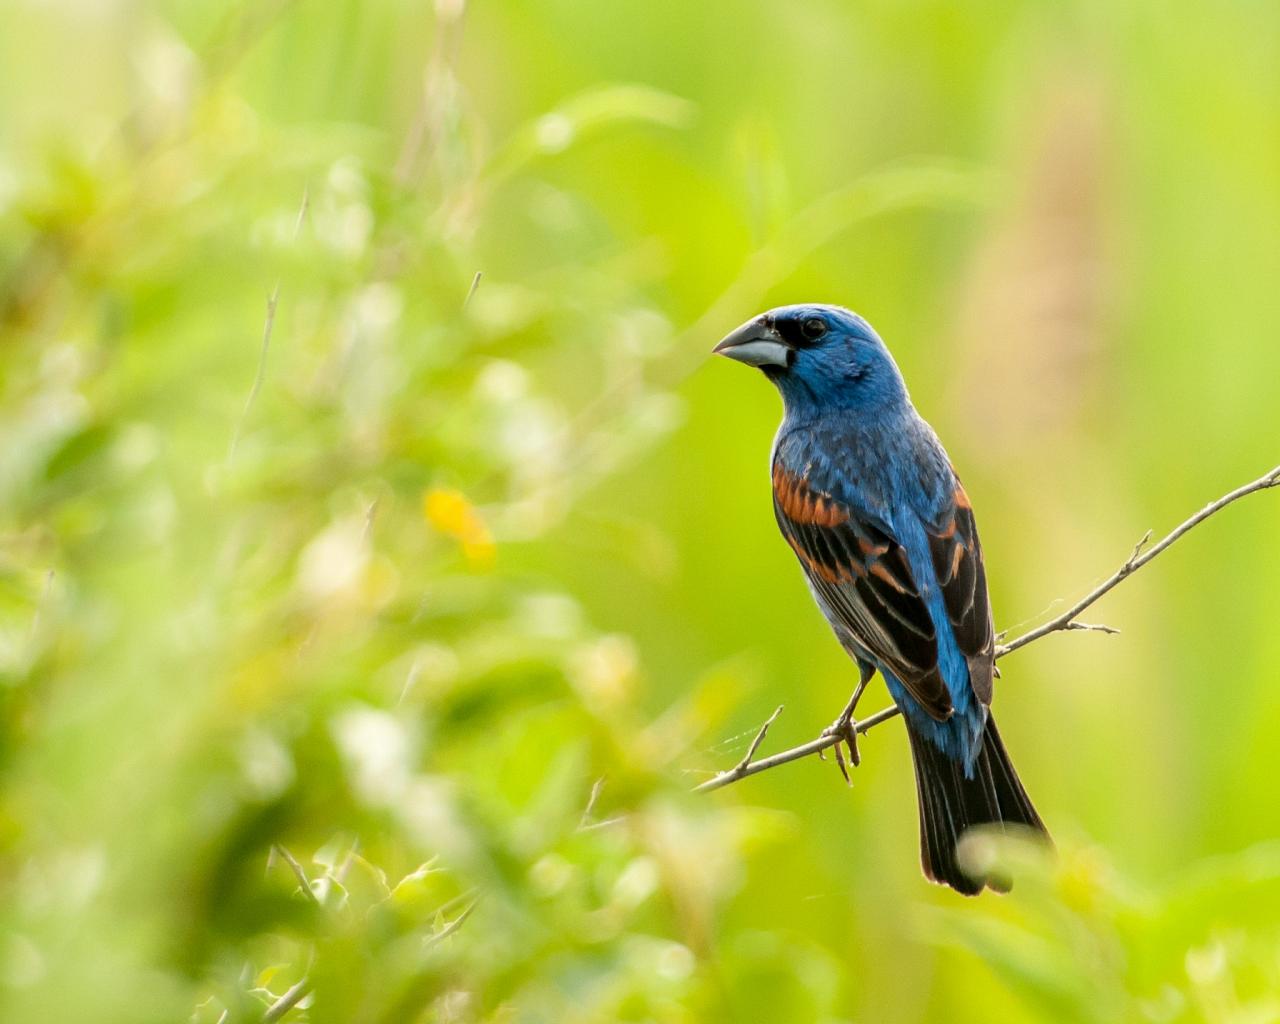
left=906, top=715, right=1048, bottom=895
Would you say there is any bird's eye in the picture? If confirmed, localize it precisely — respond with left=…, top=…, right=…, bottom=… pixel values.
left=800, top=317, right=827, bottom=340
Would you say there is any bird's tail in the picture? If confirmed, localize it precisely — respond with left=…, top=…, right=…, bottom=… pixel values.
left=906, top=714, right=1048, bottom=895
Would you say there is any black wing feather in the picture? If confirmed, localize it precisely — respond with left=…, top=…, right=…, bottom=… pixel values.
left=924, top=483, right=995, bottom=704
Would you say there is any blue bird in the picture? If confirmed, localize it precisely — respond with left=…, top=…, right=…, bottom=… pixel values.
left=714, top=304, right=1047, bottom=894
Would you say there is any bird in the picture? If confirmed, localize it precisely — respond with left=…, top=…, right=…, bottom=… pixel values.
left=713, top=303, right=1048, bottom=895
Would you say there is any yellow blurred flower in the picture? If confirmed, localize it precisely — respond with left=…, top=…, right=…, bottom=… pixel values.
left=423, top=487, right=495, bottom=568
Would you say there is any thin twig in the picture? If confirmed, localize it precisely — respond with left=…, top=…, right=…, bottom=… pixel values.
left=361, top=499, right=379, bottom=545
left=393, top=1, right=465, bottom=186
left=578, top=815, right=628, bottom=832
left=578, top=777, right=606, bottom=830
left=464, top=270, right=482, bottom=308
left=273, top=844, right=320, bottom=905
left=696, top=464, right=1280, bottom=793
left=334, top=836, right=360, bottom=886
left=428, top=889, right=479, bottom=921
left=423, top=898, right=479, bottom=951
left=229, top=186, right=309, bottom=462
left=398, top=658, right=423, bottom=706
left=263, top=976, right=312, bottom=1023
left=28, top=568, right=54, bottom=643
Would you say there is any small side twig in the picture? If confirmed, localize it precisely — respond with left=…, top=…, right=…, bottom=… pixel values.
left=736, top=705, right=784, bottom=771
left=696, top=463, right=1280, bottom=793
left=464, top=270, right=483, bottom=308
left=28, top=568, right=54, bottom=643
left=1128, top=528, right=1154, bottom=565
left=691, top=705, right=785, bottom=791
left=577, top=814, right=628, bottom=832
left=229, top=186, right=309, bottom=462
left=578, top=777, right=606, bottom=830
left=423, top=898, right=479, bottom=951
left=1061, top=620, right=1120, bottom=636
left=273, top=844, right=320, bottom=905
left=361, top=499, right=380, bottom=545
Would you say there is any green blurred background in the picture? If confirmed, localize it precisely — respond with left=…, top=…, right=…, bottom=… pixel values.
left=3, top=1, right=1279, bottom=1021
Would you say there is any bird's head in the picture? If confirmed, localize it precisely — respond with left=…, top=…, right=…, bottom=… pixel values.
left=713, top=304, right=908, bottom=416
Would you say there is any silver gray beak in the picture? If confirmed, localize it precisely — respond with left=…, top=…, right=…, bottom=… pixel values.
left=713, top=317, right=792, bottom=368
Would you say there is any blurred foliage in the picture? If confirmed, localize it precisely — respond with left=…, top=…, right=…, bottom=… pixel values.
left=1, top=0, right=1279, bottom=1022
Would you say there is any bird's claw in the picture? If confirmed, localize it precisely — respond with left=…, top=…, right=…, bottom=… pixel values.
left=820, top=715, right=860, bottom=785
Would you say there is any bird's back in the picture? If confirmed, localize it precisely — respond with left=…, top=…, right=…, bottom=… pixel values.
left=772, top=406, right=991, bottom=763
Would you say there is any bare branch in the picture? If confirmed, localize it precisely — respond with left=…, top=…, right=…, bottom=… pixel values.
left=695, top=705, right=900, bottom=793
left=696, top=463, right=1280, bottom=793
left=998, top=463, right=1280, bottom=656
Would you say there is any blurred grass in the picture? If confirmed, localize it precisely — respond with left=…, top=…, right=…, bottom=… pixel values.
left=2, top=0, right=1279, bottom=1022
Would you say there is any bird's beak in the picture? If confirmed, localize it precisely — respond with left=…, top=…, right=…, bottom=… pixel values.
left=712, top=318, right=792, bottom=368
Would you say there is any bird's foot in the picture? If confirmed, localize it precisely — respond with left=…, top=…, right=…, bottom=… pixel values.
left=819, top=713, right=860, bottom=785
